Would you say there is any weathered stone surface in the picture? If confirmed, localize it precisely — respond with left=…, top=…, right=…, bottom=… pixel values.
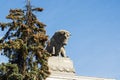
left=48, top=57, right=75, bottom=73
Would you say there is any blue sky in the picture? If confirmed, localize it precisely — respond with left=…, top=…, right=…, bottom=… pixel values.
left=0, top=0, right=120, bottom=80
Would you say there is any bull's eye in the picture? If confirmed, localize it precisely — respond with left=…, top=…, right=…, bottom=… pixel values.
left=65, top=34, right=69, bottom=37
left=67, top=34, right=69, bottom=37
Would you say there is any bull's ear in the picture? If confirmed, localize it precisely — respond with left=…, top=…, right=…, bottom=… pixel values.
left=63, top=32, right=66, bottom=35
left=60, top=31, right=65, bottom=35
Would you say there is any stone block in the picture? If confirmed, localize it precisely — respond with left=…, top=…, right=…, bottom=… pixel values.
left=48, top=57, right=75, bottom=73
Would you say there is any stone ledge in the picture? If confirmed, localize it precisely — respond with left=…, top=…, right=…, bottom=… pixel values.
left=47, top=57, right=116, bottom=80
left=47, top=75, right=115, bottom=80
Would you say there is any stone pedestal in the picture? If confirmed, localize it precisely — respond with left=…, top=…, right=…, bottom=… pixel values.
left=46, top=57, right=115, bottom=80
left=48, top=57, right=75, bottom=73
left=46, top=57, right=76, bottom=80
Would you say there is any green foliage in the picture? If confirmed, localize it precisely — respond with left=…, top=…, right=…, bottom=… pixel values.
left=0, top=1, right=50, bottom=80
left=8, top=73, right=23, bottom=80
left=0, top=63, right=20, bottom=80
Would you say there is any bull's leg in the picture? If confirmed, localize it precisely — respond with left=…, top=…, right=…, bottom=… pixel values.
left=60, top=47, right=66, bottom=57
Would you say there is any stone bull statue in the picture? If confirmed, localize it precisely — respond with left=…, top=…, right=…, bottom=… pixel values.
left=46, top=30, right=71, bottom=57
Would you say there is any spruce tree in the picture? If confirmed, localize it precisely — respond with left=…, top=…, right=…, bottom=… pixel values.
left=0, top=0, right=50, bottom=80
